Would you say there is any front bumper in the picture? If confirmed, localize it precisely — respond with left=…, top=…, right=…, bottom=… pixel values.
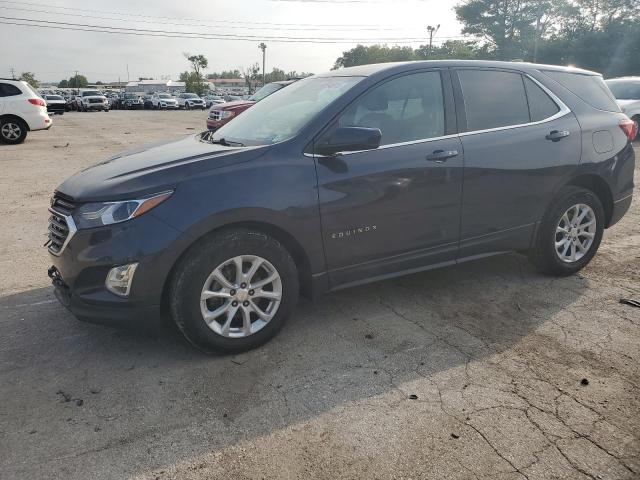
left=47, top=105, right=65, bottom=114
left=47, top=212, right=187, bottom=330
left=206, top=118, right=226, bottom=131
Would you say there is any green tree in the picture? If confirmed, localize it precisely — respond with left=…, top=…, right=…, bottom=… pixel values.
left=179, top=71, right=207, bottom=95
left=68, top=74, right=88, bottom=88
left=183, top=53, right=208, bottom=95
left=242, top=63, right=261, bottom=94
left=416, top=40, right=491, bottom=60
left=333, top=45, right=417, bottom=69
left=206, top=69, right=242, bottom=79
left=58, top=79, right=69, bottom=88
left=18, top=72, right=39, bottom=88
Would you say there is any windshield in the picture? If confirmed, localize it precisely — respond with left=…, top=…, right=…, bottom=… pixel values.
left=158, top=94, right=172, bottom=98
left=606, top=80, right=640, bottom=100
left=184, top=93, right=199, bottom=98
left=249, top=83, right=284, bottom=102
left=46, top=95, right=63, bottom=100
left=211, top=76, right=362, bottom=146
left=82, top=90, right=101, bottom=96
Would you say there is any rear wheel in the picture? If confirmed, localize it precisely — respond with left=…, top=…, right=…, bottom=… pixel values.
left=169, top=229, right=299, bottom=353
left=0, top=118, right=28, bottom=144
left=529, top=186, right=604, bottom=276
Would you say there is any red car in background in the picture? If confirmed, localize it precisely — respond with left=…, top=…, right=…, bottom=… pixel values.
left=206, top=80, right=296, bottom=131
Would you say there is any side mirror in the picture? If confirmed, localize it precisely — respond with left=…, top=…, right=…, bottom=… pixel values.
left=315, top=127, right=382, bottom=156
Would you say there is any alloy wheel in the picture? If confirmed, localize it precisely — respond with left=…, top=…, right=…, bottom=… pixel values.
left=555, top=203, right=596, bottom=263
left=200, top=255, right=282, bottom=338
left=1, top=122, right=22, bottom=141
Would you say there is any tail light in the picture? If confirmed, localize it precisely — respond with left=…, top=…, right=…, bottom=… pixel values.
left=619, top=117, right=638, bottom=142
left=28, top=98, right=46, bottom=107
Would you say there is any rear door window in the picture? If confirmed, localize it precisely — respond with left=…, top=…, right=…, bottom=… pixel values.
left=524, top=77, right=559, bottom=121
left=543, top=71, right=619, bottom=112
left=458, top=70, right=530, bottom=131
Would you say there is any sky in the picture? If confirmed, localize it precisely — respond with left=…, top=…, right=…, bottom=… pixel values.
left=0, top=0, right=463, bottom=83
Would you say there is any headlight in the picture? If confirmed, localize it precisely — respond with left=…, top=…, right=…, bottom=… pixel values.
left=219, top=110, right=234, bottom=119
left=73, top=191, right=173, bottom=229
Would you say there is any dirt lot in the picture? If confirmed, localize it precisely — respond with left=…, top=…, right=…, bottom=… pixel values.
left=0, top=110, right=638, bottom=480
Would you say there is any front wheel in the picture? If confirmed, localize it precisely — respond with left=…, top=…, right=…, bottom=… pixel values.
left=529, top=186, right=604, bottom=276
left=169, top=229, right=299, bottom=354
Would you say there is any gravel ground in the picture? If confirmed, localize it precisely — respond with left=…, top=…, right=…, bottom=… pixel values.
left=0, top=110, right=638, bottom=480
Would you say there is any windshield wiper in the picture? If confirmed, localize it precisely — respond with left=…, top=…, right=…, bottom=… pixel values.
left=210, top=137, right=245, bottom=147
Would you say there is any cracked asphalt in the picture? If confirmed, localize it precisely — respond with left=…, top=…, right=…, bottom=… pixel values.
left=0, top=111, right=638, bottom=480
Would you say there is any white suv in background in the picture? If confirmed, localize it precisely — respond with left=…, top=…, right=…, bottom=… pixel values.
left=176, top=93, right=206, bottom=110
left=0, top=79, right=52, bottom=144
left=606, top=77, right=640, bottom=130
left=151, top=92, right=178, bottom=109
left=76, top=89, right=109, bottom=112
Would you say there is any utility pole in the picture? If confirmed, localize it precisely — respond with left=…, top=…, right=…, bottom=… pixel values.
left=10, top=67, right=16, bottom=79
left=74, top=70, right=78, bottom=88
left=258, top=43, right=267, bottom=87
left=427, top=24, right=441, bottom=51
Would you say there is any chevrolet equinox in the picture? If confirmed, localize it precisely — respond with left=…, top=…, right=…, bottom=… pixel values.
left=47, top=61, right=636, bottom=353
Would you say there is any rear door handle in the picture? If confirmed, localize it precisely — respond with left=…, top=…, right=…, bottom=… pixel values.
left=545, top=130, right=570, bottom=142
left=426, top=149, right=458, bottom=163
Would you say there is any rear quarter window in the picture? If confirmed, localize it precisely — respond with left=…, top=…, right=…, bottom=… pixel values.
left=524, top=77, right=559, bottom=121
left=543, top=71, right=620, bottom=112
left=0, top=83, right=23, bottom=97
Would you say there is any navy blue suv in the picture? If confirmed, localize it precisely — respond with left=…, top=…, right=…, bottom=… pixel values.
left=47, top=61, right=635, bottom=353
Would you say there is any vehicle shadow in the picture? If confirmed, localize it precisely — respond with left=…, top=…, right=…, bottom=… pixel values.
left=0, top=253, right=589, bottom=479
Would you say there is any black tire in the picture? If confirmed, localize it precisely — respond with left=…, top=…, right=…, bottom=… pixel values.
left=169, top=229, right=299, bottom=354
left=529, top=186, right=605, bottom=276
left=0, top=117, right=28, bottom=145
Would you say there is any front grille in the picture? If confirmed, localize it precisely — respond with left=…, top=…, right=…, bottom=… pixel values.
left=89, top=98, right=103, bottom=104
left=47, top=195, right=77, bottom=255
left=210, top=110, right=222, bottom=120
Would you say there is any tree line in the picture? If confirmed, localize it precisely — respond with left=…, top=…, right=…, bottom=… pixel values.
left=334, top=0, right=640, bottom=78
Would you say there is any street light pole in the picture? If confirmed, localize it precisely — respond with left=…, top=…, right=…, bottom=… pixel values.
left=258, top=43, right=267, bottom=87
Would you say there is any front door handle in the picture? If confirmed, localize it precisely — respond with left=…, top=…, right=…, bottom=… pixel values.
left=545, top=130, right=570, bottom=142
left=426, top=149, right=458, bottom=163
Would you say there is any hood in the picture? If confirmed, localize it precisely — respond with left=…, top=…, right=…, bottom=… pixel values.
left=617, top=99, right=640, bottom=107
left=214, top=100, right=255, bottom=111
left=56, top=134, right=267, bottom=202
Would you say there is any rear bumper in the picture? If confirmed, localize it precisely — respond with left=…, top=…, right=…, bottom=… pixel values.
left=609, top=193, right=633, bottom=227
left=25, top=110, right=52, bottom=131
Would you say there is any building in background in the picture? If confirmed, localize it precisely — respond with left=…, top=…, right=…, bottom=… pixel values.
left=125, top=79, right=186, bottom=93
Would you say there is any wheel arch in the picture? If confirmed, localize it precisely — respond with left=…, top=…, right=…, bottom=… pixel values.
left=565, top=174, right=614, bottom=227
left=160, top=220, right=314, bottom=314
left=0, top=114, right=30, bottom=131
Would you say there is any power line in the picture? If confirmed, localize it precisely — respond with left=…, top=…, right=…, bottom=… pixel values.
left=1, top=5, right=433, bottom=32
left=0, top=0, right=429, bottom=29
left=0, top=16, right=468, bottom=43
